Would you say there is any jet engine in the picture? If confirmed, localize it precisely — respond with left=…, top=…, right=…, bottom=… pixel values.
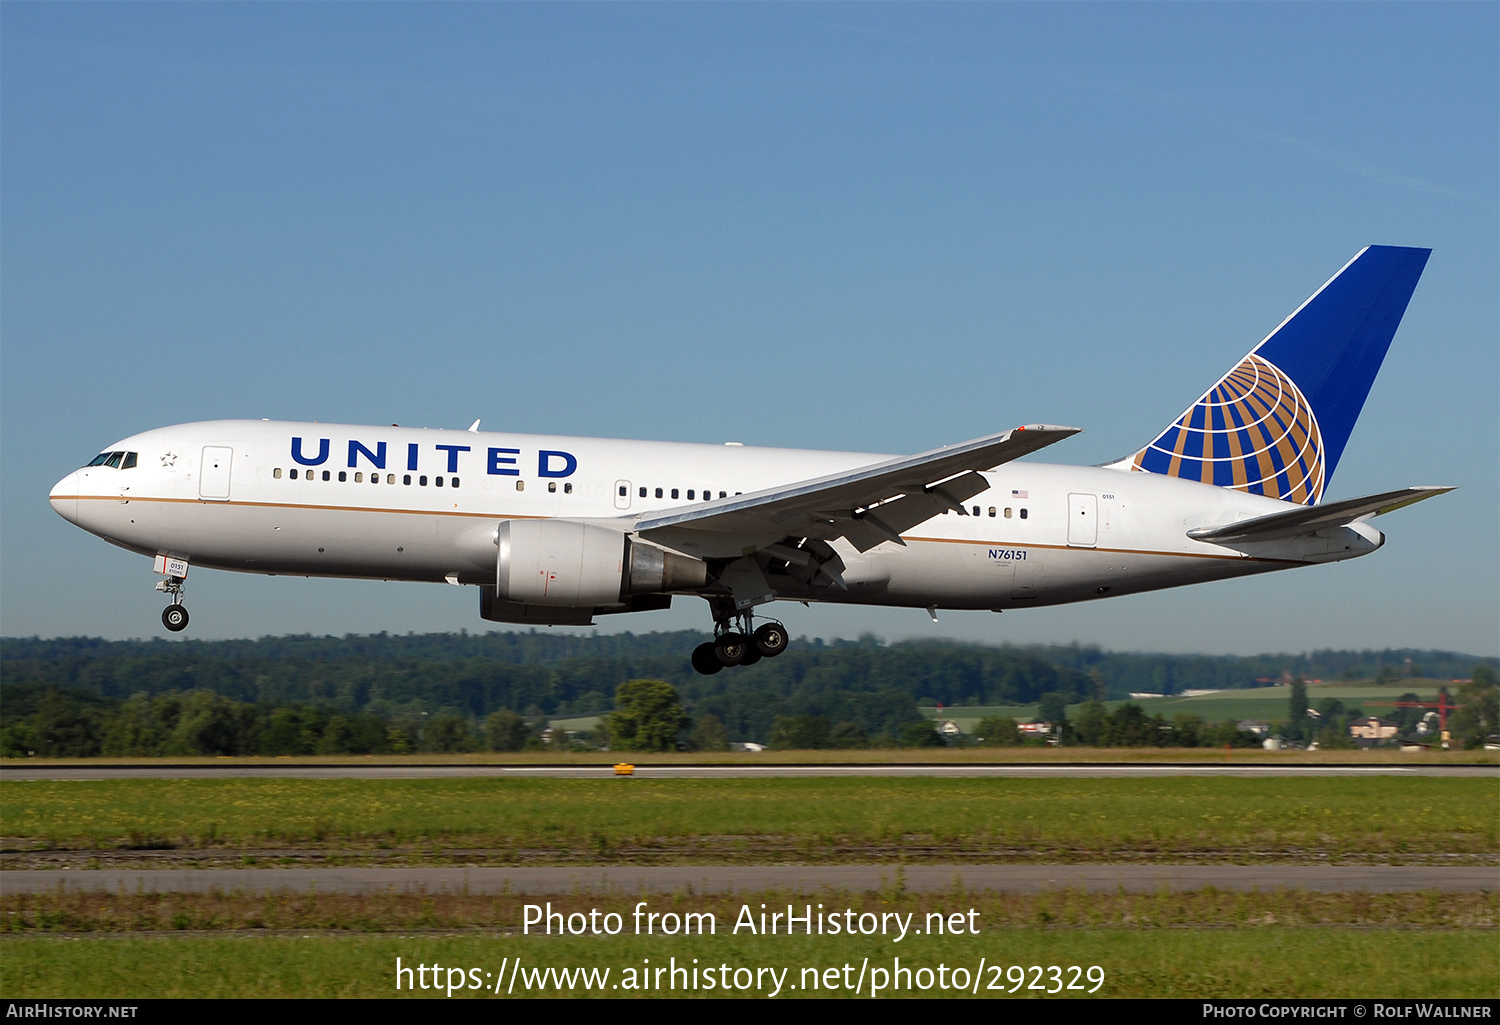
left=494, top=519, right=707, bottom=607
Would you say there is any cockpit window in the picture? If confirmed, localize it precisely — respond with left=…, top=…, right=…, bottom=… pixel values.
left=84, top=451, right=138, bottom=469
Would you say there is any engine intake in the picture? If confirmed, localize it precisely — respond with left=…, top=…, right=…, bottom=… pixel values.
left=495, top=520, right=707, bottom=607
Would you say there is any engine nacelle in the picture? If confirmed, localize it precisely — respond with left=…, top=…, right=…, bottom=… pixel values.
left=495, top=520, right=707, bottom=607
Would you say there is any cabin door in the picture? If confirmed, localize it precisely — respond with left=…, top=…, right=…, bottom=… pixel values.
left=1067, top=493, right=1097, bottom=547
left=199, top=447, right=233, bottom=501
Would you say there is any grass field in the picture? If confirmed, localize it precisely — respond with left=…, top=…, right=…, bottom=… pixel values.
left=4, top=890, right=1497, bottom=998
left=4, top=773, right=1495, bottom=999
left=4, top=926, right=1494, bottom=998
left=548, top=715, right=605, bottom=735
left=4, top=776, right=1495, bottom=865
left=6, top=746, right=1494, bottom=766
left=6, top=889, right=1494, bottom=934
left=925, top=680, right=1466, bottom=730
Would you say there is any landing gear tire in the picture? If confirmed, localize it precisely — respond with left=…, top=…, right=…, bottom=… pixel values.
left=739, top=648, right=762, bottom=667
left=753, top=622, right=788, bottom=658
left=714, top=632, right=749, bottom=666
left=162, top=605, right=189, bottom=632
left=691, top=642, right=724, bottom=675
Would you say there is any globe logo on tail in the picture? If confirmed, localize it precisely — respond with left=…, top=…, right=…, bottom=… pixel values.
left=1130, top=353, right=1325, bottom=505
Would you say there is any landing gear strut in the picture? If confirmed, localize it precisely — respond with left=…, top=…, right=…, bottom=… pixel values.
left=692, top=604, right=790, bottom=674
left=156, top=576, right=189, bottom=632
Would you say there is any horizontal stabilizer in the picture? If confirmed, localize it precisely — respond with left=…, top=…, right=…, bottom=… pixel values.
left=1187, top=486, right=1454, bottom=544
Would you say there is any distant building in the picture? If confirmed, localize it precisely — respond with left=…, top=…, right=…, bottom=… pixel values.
left=1350, top=717, right=1398, bottom=748
left=1129, top=692, right=1166, bottom=700
left=1180, top=689, right=1224, bottom=697
left=1237, top=720, right=1271, bottom=737
left=730, top=742, right=766, bottom=753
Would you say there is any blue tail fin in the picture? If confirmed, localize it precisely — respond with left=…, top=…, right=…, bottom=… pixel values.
left=1120, top=245, right=1430, bottom=505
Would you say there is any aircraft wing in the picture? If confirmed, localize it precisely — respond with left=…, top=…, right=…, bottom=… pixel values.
left=634, top=424, right=1079, bottom=554
left=1187, top=486, right=1455, bottom=544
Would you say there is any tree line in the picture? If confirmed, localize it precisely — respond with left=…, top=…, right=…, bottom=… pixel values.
left=5, top=633, right=1489, bottom=711
left=2, top=632, right=1494, bottom=756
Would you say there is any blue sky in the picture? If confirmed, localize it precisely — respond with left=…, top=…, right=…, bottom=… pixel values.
left=3, top=4, right=1496, bottom=655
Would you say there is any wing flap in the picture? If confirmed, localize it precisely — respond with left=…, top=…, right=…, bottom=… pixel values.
left=1187, top=486, right=1454, bottom=544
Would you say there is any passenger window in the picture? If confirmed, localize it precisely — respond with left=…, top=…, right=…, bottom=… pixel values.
left=720, top=491, right=727, bottom=499
left=354, top=472, right=363, bottom=483
left=322, top=470, right=331, bottom=481
left=619, top=486, right=628, bottom=497
left=687, top=490, right=695, bottom=500
left=563, top=482, right=571, bottom=494
left=671, top=488, right=679, bottom=499
left=338, top=471, right=347, bottom=482
left=988, top=507, right=996, bottom=517
left=655, top=488, right=663, bottom=498
left=548, top=481, right=556, bottom=493
left=1020, top=508, right=1028, bottom=519
left=1004, top=507, right=1012, bottom=518
left=386, top=474, right=395, bottom=485
left=122, top=452, right=137, bottom=469
left=104, top=452, right=123, bottom=469
left=972, top=506, right=980, bottom=516
left=452, top=477, right=460, bottom=488
left=419, top=475, right=428, bottom=486
left=290, top=468, right=299, bottom=480
left=516, top=480, right=525, bottom=491
left=274, top=468, right=283, bottom=479
left=639, top=487, right=647, bottom=498
left=436, top=476, right=444, bottom=487
left=403, top=474, right=412, bottom=485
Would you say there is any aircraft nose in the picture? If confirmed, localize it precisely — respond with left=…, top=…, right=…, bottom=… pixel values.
left=49, top=471, right=80, bottom=525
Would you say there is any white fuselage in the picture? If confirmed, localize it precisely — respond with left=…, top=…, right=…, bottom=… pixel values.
left=50, top=419, right=1382, bottom=616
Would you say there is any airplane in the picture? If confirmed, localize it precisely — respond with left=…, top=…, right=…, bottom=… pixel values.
left=49, top=245, right=1452, bottom=675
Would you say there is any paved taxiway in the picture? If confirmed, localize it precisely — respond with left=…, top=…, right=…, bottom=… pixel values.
left=3, top=763, right=1494, bottom=780
left=3, top=865, right=1495, bottom=895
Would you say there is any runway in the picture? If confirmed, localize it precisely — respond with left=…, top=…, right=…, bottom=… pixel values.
left=3, top=864, right=1494, bottom=895
left=3, top=762, right=1494, bottom=780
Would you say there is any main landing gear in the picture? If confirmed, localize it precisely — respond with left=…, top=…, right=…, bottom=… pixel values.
left=156, top=575, right=189, bottom=632
left=691, top=609, right=790, bottom=675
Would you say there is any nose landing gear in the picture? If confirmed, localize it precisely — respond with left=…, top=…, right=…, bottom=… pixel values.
left=156, top=575, right=189, bottom=632
left=692, top=606, right=790, bottom=674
